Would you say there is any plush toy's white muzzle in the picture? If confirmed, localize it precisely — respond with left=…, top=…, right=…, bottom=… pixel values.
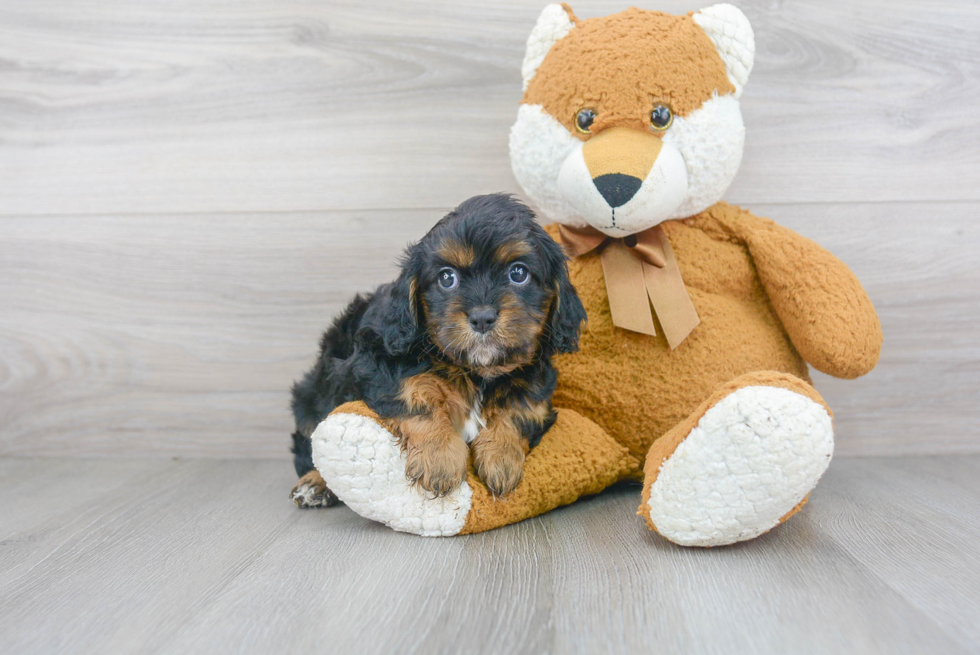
left=556, top=131, right=689, bottom=236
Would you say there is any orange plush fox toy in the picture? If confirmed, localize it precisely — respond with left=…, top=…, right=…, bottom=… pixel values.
left=309, top=3, right=883, bottom=546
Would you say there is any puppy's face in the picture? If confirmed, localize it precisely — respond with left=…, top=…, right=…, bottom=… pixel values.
left=421, top=227, right=551, bottom=371
left=389, top=195, right=585, bottom=374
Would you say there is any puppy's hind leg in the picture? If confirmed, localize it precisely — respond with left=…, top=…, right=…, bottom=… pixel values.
left=290, top=430, right=339, bottom=508
left=291, top=469, right=339, bottom=509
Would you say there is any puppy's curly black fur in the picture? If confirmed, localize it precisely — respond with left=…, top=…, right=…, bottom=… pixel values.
left=289, top=194, right=587, bottom=505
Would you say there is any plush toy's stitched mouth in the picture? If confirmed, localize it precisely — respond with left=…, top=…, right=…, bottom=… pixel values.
left=589, top=208, right=616, bottom=231
left=590, top=211, right=634, bottom=235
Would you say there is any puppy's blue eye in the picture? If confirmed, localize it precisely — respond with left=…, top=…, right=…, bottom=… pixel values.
left=509, top=263, right=529, bottom=285
left=438, top=268, right=458, bottom=290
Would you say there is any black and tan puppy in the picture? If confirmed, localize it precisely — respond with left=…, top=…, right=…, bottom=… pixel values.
left=289, top=194, right=587, bottom=507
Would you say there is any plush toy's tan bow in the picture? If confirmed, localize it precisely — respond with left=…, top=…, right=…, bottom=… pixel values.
left=559, top=223, right=700, bottom=349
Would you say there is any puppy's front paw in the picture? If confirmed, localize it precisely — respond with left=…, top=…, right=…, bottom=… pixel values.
left=404, top=438, right=470, bottom=497
left=473, top=441, right=525, bottom=498
left=291, top=470, right=339, bottom=508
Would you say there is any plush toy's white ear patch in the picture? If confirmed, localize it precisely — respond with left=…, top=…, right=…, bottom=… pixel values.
left=693, top=4, right=755, bottom=97
left=522, top=3, right=576, bottom=91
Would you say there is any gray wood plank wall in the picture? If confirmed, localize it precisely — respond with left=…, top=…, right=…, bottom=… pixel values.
left=2, top=0, right=978, bottom=457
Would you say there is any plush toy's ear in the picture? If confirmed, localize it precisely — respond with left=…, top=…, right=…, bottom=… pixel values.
left=521, top=3, right=578, bottom=91
left=693, top=4, right=755, bottom=97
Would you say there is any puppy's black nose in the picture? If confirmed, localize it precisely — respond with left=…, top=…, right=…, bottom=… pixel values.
left=468, top=307, right=498, bottom=334
left=593, top=173, right=643, bottom=208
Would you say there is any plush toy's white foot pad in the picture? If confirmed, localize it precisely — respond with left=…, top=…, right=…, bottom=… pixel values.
left=311, top=413, right=472, bottom=537
left=647, top=386, right=833, bottom=547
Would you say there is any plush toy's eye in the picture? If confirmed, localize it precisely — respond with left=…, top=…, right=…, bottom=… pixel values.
left=575, top=108, right=596, bottom=134
left=438, top=268, right=458, bottom=290
left=650, top=104, right=673, bottom=131
left=508, top=263, right=530, bottom=285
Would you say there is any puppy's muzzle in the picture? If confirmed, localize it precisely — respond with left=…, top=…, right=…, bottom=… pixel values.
left=468, top=306, right=498, bottom=334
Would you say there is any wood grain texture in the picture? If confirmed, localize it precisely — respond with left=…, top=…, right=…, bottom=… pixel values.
left=2, top=202, right=977, bottom=457
left=1, top=0, right=977, bottom=457
left=0, top=455, right=978, bottom=654
left=0, top=210, right=415, bottom=457
left=0, top=0, right=978, bottom=215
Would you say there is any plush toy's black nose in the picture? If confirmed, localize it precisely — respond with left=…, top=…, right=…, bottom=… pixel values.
left=593, top=173, right=643, bottom=208
left=468, top=307, right=498, bottom=334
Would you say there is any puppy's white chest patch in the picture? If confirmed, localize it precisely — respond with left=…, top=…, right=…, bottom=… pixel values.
left=461, top=393, right=485, bottom=444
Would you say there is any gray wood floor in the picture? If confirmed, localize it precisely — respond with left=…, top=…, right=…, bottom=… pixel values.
left=1, top=455, right=979, bottom=654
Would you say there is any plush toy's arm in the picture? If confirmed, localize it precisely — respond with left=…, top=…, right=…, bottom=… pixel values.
left=733, top=212, right=882, bottom=379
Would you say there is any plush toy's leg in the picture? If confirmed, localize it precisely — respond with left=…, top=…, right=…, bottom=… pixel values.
left=311, top=402, right=636, bottom=537
left=639, top=371, right=834, bottom=547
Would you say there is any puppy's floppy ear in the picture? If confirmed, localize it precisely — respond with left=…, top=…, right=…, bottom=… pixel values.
left=384, top=271, right=421, bottom=355
left=538, top=230, right=587, bottom=355
left=547, top=261, right=588, bottom=354
left=360, top=244, right=424, bottom=356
